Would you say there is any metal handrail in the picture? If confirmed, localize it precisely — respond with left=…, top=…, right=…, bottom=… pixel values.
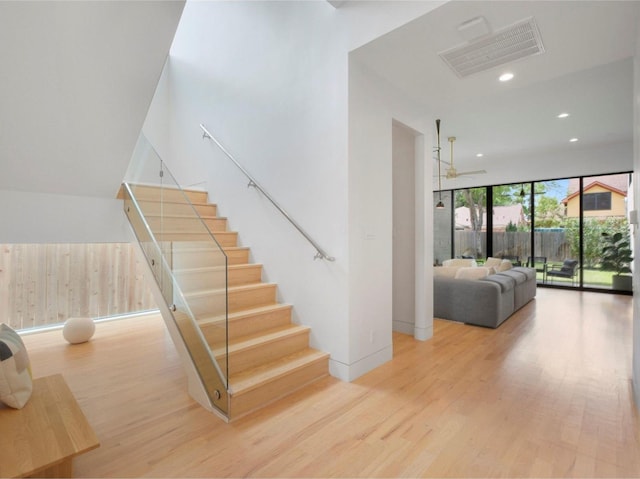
left=199, top=123, right=335, bottom=261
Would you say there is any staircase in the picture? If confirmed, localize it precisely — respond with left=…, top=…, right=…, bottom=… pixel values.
left=126, top=184, right=329, bottom=419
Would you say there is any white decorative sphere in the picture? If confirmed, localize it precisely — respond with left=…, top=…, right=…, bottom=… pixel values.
left=63, top=317, right=95, bottom=344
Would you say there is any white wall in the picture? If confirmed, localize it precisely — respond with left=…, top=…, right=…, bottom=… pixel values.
left=348, top=60, right=434, bottom=378
left=144, top=0, right=442, bottom=381
left=0, top=189, right=131, bottom=243
left=392, top=122, right=417, bottom=335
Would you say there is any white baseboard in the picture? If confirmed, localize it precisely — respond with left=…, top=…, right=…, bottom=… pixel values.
left=414, top=323, right=433, bottom=341
left=392, top=320, right=414, bottom=335
left=329, top=344, right=393, bottom=382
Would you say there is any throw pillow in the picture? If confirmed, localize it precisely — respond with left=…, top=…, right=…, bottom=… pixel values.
left=498, top=260, right=513, bottom=272
left=0, top=324, right=33, bottom=409
left=484, top=257, right=502, bottom=268
left=455, top=267, right=489, bottom=280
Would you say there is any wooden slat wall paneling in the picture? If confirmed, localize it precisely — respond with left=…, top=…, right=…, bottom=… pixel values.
left=0, top=243, right=157, bottom=331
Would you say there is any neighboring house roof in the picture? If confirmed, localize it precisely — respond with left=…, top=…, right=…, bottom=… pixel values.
left=562, top=180, right=627, bottom=204
left=455, top=204, right=525, bottom=230
left=566, top=174, right=629, bottom=197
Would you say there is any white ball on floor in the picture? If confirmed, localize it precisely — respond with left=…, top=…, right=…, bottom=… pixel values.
left=63, top=317, right=95, bottom=344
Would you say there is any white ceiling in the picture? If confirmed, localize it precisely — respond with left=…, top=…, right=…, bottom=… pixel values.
left=350, top=0, right=640, bottom=184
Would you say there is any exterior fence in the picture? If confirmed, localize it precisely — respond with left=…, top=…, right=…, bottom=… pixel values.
left=0, top=243, right=157, bottom=331
left=455, top=230, right=570, bottom=263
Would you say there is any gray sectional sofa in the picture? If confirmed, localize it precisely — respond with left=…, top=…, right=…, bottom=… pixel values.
left=434, top=267, right=537, bottom=328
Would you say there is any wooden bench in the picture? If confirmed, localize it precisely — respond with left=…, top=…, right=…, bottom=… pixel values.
left=0, top=374, right=100, bottom=478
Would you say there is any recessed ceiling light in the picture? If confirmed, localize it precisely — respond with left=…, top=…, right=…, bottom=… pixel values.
left=557, top=112, right=570, bottom=119
left=476, top=153, right=484, bottom=157
left=499, top=72, right=514, bottom=82
left=569, top=138, right=578, bottom=142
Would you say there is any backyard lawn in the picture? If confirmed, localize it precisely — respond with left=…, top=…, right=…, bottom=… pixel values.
left=539, top=266, right=623, bottom=288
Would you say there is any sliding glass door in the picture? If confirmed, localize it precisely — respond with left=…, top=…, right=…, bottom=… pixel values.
left=435, top=172, right=633, bottom=293
left=579, top=173, right=632, bottom=291
left=454, top=188, right=487, bottom=259
left=492, top=184, right=531, bottom=267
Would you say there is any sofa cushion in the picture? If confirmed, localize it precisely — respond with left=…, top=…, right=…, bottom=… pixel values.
left=442, top=258, right=477, bottom=268
left=433, top=266, right=460, bottom=278
left=481, top=274, right=516, bottom=292
left=497, top=269, right=528, bottom=284
left=455, top=267, right=489, bottom=280
left=512, top=266, right=536, bottom=281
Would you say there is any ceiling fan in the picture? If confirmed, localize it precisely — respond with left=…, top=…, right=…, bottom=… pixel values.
left=442, top=136, right=487, bottom=179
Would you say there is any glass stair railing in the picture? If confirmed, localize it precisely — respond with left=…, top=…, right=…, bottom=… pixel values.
left=122, top=134, right=229, bottom=418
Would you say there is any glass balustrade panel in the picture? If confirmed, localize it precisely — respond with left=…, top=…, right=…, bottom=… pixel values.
left=122, top=134, right=229, bottom=414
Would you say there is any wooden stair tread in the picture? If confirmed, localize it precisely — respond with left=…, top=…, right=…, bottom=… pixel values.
left=173, top=248, right=249, bottom=253
left=198, top=303, right=291, bottom=327
left=153, top=230, right=236, bottom=235
left=224, top=324, right=309, bottom=354
left=185, top=282, right=276, bottom=298
left=175, top=264, right=261, bottom=275
left=144, top=214, right=223, bottom=221
left=229, top=348, right=329, bottom=396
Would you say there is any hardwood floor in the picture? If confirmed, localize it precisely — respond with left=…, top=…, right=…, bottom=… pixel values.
left=21, top=289, right=640, bottom=477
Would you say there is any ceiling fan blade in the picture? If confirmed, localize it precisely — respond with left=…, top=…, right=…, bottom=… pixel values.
left=455, top=169, right=487, bottom=176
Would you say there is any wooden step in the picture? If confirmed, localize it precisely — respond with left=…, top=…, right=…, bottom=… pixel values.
left=146, top=216, right=227, bottom=233
left=229, top=349, right=329, bottom=418
left=172, top=246, right=249, bottom=269
left=185, top=283, right=277, bottom=317
left=153, top=231, right=238, bottom=247
left=228, top=264, right=262, bottom=286
left=218, top=325, right=311, bottom=376
left=199, top=304, right=293, bottom=343
left=174, top=264, right=262, bottom=293
left=223, top=247, right=250, bottom=266
left=135, top=199, right=217, bottom=218
left=124, top=184, right=209, bottom=204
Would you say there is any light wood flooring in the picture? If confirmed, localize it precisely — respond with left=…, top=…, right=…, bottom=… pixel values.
left=21, top=289, right=640, bottom=477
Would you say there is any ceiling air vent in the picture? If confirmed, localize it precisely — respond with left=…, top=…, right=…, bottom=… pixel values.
left=439, top=17, right=545, bottom=78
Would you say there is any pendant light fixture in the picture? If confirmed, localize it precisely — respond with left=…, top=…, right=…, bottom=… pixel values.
left=435, top=119, right=445, bottom=209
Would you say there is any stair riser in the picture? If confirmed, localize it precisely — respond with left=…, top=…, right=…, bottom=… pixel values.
left=175, top=265, right=262, bottom=294
left=224, top=249, right=250, bottom=266
left=230, top=357, right=329, bottom=418
left=153, top=232, right=237, bottom=246
left=175, top=269, right=227, bottom=294
left=146, top=216, right=227, bottom=232
left=137, top=201, right=217, bottom=218
left=130, top=186, right=208, bottom=204
left=225, top=330, right=311, bottom=376
left=200, top=306, right=292, bottom=343
left=228, top=285, right=277, bottom=313
left=187, top=285, right=277, bottom=317
left=172, top=249, right=249, bottom=268
left=228, top=266, right=262, bottom=287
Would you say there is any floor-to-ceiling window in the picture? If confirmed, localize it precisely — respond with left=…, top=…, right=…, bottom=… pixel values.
left=454, top=187, right=487, bottom=259
left=434, top=172, right=633, bottom=294
left=579, top=173, right=632, bottom=291
left=492, top=183, right=531, bottom=267
left=533, top=178, right=572, bottom=285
